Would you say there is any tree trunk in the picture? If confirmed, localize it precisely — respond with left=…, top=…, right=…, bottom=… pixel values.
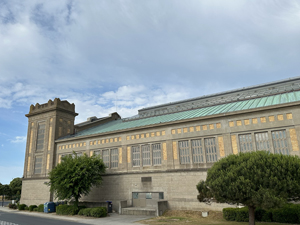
left=249, top=206, right=255, bottom=225
left=74, top=197, right=79, bottom=210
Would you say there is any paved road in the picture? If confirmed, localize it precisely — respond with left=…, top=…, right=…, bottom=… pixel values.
left=0, top=210, right=88, bottom=225
left=0, top=207, right=153, bottom=225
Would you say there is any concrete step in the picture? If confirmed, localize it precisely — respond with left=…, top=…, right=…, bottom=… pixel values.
left=122, top=207, right=156, bottom=216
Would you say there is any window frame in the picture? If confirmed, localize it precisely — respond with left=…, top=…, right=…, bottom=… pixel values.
left=34, top=155, right=43, bottom=174
left=93, top=148, right=119, bottom=169
left=36, top=122, right=46, bottom=152
left=178, top=136, right=218, bottom=164
left=132, top=146, right=141, bottom=167
left=238, top=133, right=254, bottom=153
left=130, top=142, right=162, bottom=167
left=271, top=130, right=289, bottom=155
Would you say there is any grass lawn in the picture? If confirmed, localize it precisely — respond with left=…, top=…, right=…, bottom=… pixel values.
left=139, top=210, right=291, bottom=225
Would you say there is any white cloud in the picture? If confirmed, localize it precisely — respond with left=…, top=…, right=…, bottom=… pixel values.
left=10, top=136, right=26, bottom=143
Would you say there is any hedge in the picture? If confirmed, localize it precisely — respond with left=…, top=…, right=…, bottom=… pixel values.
left=272, top=204, right=300, bottom=224
left=78, top=207, right=107, bottom=217
left=235, top=207, right=249, bottom=222
left=56, top=205, right=86, bottom=215
left=37, top=204, right=44, bottom=212
left=18, top=204, right=27, bottom=210
left=255, top=208, right=272, bottom=222
left=8, top=203, right=17, bottom=209
left=56, top=205, right=77, bottom=215
left=223, top=204, right=300, bottom=223
left=29, top=205, right=38, bottom=212
left=223, top=208, right=237, bottom=221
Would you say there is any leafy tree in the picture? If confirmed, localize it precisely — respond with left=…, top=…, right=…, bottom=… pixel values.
left=2, top=185, right=12, bottom=199
left=0, top=183, right=3, bottom=198
left=197, top=151, right=300, bottom=225
left=47, top=153, right=106, bottom=209
left=9, top=177, right=22, bottom=197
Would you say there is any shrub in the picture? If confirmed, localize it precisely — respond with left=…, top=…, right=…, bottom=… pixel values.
left=33, top=208, right=38, bottom=212
left=37, top=204, right=44, bottom=212
left=18, top=204, right=27, bottom=210
left=8, top=203, right=17, bottom=209
left=56, top=205, right=77, bottom=215
left=272, top=204, right=300, bottom=224
left=255, top=208, right=272, bottom=222
left=223, top=204, right=300, bottom=223
left=29, top=205, right=38, bottom=212
left=25, top=206, right=29, bottom=210
left=90, top=207, right=107, bottom=217
left=223, top=208, right=236, bottom=221
left=235, top=207, right=249, bottom=222
left=78, top=207, right=107, bottom=217
left=78, top=208, right=92, bottom=216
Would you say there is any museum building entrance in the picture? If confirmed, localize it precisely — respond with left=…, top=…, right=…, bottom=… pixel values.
left=132, top=192, right=164, bottom=208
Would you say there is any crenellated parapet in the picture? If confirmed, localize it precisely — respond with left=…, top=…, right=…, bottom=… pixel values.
left=26, top=98, right=77, bottom=117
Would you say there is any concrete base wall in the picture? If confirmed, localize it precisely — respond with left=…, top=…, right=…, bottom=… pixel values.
left=80, top=171, right=224, bottom=212
left=20, top=179, right=51, bottom=206
left=20, top=171, right=234, bottom=212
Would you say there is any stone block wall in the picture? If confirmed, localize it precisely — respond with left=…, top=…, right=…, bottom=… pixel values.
left=21, top=179, right=51, bottom=206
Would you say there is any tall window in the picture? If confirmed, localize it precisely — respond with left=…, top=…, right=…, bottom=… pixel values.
left=152, top=143, right=161, bottom=165
left=255, top=132, right=270, bottom=151
left=191, top=139, right=204, bottom=163
left=102, top=150, right=110, bottom=167
left=272, top=130, right=289, bottom=155
left=94, top=149, right=118, bottom=168
left=239, top=134, right=253, bottom=152
left=132, top=146, right=140, bottom=166
left=110, top=148, right=118, bottom=168
left=34, top=156, right=43, bottom=174
left=205, top=138, right=217, bottom=162
left=36, top=123, right=46, bottom=151
left=179, top=140, right=190, bottom=164
left=142, top=145, right=151, bottom=166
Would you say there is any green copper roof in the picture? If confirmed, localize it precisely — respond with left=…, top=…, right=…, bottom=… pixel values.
left=61, top=91, right=300, bottom=139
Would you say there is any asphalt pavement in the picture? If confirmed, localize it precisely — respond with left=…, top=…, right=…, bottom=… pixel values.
left=0, top=206, right=153, bottom=225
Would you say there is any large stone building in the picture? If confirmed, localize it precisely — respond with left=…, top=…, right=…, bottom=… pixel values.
left=21, top=77, right=300, bottom=213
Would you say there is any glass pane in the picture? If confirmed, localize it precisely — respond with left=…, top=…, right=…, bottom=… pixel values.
left=179, top=141, right=190, bottom=164
left=272, top=130, right=289, bottom=155
left=239, top=134, right=253, bottom=152
left=205, top=138, right=217, bottom=162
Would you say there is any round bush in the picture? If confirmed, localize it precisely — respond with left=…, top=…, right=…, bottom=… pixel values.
left=37, top=204, right=44, bottom=212
left=29, top=205, right=38, bottom=212
left=18, top=204, right=27, bottom=210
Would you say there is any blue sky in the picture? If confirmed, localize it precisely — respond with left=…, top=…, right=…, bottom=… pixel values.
left=0, top=0, right=300, bottom=184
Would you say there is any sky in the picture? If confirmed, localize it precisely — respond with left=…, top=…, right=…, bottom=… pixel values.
left=0, top=0, right=300, bottom=185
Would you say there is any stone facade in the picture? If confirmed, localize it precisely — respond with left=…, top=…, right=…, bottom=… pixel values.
left=21, top=77, right=300, bottom=212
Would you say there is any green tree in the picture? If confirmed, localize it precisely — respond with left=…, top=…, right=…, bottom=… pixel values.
left=47, top=153, right=106, bottom=210
left=0, top=183, right=3, bottom=198
left=197, top=151, right=300, bottom=225
left=9, top=177, right=22, bottom=197
left=2, top=184, right=12, bottom=199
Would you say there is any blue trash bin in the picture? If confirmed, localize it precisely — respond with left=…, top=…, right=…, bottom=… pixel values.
left=44, top=202, right=56, bottom=213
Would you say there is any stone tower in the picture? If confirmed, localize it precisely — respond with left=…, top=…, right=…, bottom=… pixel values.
left=21, top=98, right=77, bottom=205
